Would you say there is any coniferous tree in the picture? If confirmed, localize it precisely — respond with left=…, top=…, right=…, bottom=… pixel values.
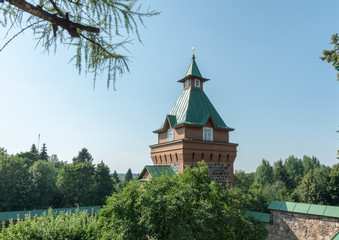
left=124, top=168, right=133, bottom=182
left=112, top=170, right=120, bottom=183
left=30, top=144, right=39, bottom=154
left=39, top=143, right=49, bottom=161
left=72, top=148, right=93, bottom=164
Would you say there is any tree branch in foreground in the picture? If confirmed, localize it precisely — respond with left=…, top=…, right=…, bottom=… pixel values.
left=6, top=0, right=99, bottom=37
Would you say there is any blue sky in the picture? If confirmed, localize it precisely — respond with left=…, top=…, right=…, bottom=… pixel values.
left=0, top=0, right=338, bottom=173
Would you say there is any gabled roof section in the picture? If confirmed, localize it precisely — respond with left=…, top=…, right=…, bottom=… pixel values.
left=138, top=165, right=178, bottom=179
left=153, top=115, right=177, bottom=133
left=185, top=54, right=202, bottom=78
left=154, top=88, right=233, bottom=132
left=170, top=87, right=231, bottom=129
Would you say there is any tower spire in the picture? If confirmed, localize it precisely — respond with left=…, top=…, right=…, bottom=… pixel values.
left=185, top=47, right=201, bottom=77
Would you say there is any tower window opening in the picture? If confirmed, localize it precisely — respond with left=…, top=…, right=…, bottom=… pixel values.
left=192, top=152, right=195, bottom=161
left=210, top=153, right=213, bottom=161
left=201, top=153, right=204, bottom=160
left=194, top=79, right=200, bottom=87
left=167, top=128, right=173, bottom=141
left=203, top=127, right=213, bottom=141
left=185, top=80, right=190, bottom=88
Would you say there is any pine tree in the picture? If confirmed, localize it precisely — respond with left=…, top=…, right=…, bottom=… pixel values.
left=39, top=143, right=48, bottom=161
left=72, top=148, right=93, bottom=164
left=124, top=168, right=133, bottom=182
left=112, top=170, right=120, bottom=183
left=30, top=144, right=39, bottom=154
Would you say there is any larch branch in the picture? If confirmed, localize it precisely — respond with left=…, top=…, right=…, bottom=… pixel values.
left=6, top=0, right=100, bottom=37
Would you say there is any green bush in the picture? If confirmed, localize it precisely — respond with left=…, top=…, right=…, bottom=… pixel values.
left=0, top=209, right=100, bottom=239
left=98, top=162, right=266, bottom=240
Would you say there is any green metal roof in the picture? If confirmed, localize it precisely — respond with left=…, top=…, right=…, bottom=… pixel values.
left=0, top=206, right=101, bottom=222
left=155, top=87, right=232, bottom=132
left=185, top=54, right=202, bottom=78
left=268, top=201, right=339, bottom=218
left=244, top=211, right=271, bottom=223
left=333, top=232, right=339, bottom=240
left=139, top=165, right=178, bottom=179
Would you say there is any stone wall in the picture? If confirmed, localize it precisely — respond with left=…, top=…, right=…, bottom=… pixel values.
left=155, top=162, right=233, bottom=187
left=185, top=162, right=233, bottom=187
left=265, top=210, right=339, bottom=240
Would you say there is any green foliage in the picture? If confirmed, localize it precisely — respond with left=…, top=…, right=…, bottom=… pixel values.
left=0, top=209, right=100, bottom=239
left=72, top=148, right=94, bottom=164
left=1, top=0, right=158, bottom=88
left=0, top=154, right=33, bottom=211
left=254, top=159, right=273, bottom=186
left=284, top=155, right=303, bottom=189
left=16, top=151, right=40, bottom=167
left=92, top=161, right=115, bottom=205
left=124, top=168, right=133, bottom=182
left=298, top=171, right=317, bottom=203
left=39, top=143, right=49, bottom=161
left=30, top=144, right=38, bottom=154
left=30, top=160, right=62, bottom=209
left=302, top=156, right=320, bottom=175
left=99, top=162, right=266, bottom=240
left=56, top=162, right=95, bottom=206
left=327, top=164, right=339, bottom=205
left=321, top=33, right=339, bottom=80
left=234, top=170, right=254, bottom=193
left=112, top=170, right=120, bottom=183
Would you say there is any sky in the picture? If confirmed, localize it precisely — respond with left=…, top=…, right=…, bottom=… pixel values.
left=0, top=0, right=338, bottom=173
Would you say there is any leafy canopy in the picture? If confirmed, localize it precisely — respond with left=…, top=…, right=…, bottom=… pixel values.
left=0, top=0, right=158, bottom=88
left=99, top=162, right=266, bottom=240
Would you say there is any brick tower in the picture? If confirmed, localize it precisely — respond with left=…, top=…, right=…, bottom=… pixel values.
left=149, top=52, right=238, bottom=186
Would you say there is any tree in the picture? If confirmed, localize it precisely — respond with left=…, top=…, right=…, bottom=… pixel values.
left=302, top=156, right=320, bottom=175
left=56, top=162, right=95, bottom=206
left=234, top=170, right=254, bottom=193
left=0, top=0, right=158, bottom=88
left=39, top=143, right=49, bottom=160
left=327, top=164, right=339, bottom=205
left=273, top=160, right=290, bottom=187
left=30, top=144, right=39, bottom=154
left=124, top=168, right=133, bottom=182
left=29, top=160, right=61, bottom=208
left=72, top=148, right=93, bottom=164
left=321, top=33, right=339, bottom=81
left=16, top=151, right=40, bottom=167
left=298, top=170, right=318, bottom=204
left=49, top=154, right=59, bottom=162
left=284, top=155, right=303, bottom=189
left=99, top=162, right=266, bottom=239
left=112, top=170, right=120, bottom=184
left=0, top=154, right=34, bottom=211
left=254, top=159, right=273, bottom=186
left=92, top=161, right=114, bottom=205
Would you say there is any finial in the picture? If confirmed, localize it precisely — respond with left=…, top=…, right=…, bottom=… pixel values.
left=192, top=46, right=195, bottom=59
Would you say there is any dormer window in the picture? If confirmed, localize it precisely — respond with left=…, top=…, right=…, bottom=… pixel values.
left=203, top=127, right=213, bottom=141
left=167, top=128, right=173, bottom=141
left=185, top=80, right=190, bottom=88
left=194, top=79, right=200, bottom=88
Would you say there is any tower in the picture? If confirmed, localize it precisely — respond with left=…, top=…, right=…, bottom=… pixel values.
left=149, top=52, right=238, bottom=186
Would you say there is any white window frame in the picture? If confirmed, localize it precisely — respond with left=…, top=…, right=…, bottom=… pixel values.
left=185, top=80, right=190, bottom=88
left=167, top=128, right=174, bottom=141
left=203, top=127, right=213, bottom=141
left=194, top=79, right=200, bottom=87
